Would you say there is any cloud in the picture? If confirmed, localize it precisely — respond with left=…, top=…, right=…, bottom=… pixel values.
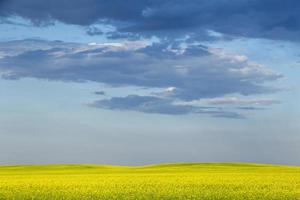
left=90, top=95, right=194, bottom=115
left=176, top=97, right=281, bottom=106
left=94, top=91, right=105, bottom=95
left=89, top=95, right=245, bottom=119
left=237, top=107, right=265, bottom=111
left=86, top=27, right=104, bottom=36
left=0, top=39, right=282, bottom=117
left=0, top=0, right=300, bottom=41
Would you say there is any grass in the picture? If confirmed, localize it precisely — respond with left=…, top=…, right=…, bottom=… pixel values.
left=0, top=163, right=299, bottom=199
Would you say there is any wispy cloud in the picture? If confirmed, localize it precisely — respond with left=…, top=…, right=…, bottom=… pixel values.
left=175, top=97, right=281, bottom=106
left=89, top=95, right=246, bottom=119
left=94, top=91, right=106, bottom=95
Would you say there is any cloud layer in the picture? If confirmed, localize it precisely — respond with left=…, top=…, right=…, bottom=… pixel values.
left=0, top=39, right=282, bottom=117
left=1, top=0, right=300, bottom=41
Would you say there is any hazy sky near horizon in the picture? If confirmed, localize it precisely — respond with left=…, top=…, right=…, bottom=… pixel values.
left=0, top=0, right=299, bottom=165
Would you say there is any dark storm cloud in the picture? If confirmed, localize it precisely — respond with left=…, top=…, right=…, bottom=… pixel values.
left=1, top=0, right=300, bottom=41
left=0, top=39, right=282, bottom=117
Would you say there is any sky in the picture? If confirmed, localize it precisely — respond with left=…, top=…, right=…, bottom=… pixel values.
left=0, top=0, right=299, bottom=165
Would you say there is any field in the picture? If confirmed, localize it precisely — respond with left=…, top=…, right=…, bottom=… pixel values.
left=0, top=163, right=299, bottom=200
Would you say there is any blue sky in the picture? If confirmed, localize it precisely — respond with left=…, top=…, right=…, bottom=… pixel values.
left=0, top=0, right=299, bottom=165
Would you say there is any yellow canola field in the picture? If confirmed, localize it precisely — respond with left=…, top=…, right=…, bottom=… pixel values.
left=0, top=163, right=299, bottom=200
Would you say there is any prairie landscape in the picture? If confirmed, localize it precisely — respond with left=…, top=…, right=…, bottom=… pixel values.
left=1, top=0, right=300, bottom=200
left=0, top=163, right=299, bottom=200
